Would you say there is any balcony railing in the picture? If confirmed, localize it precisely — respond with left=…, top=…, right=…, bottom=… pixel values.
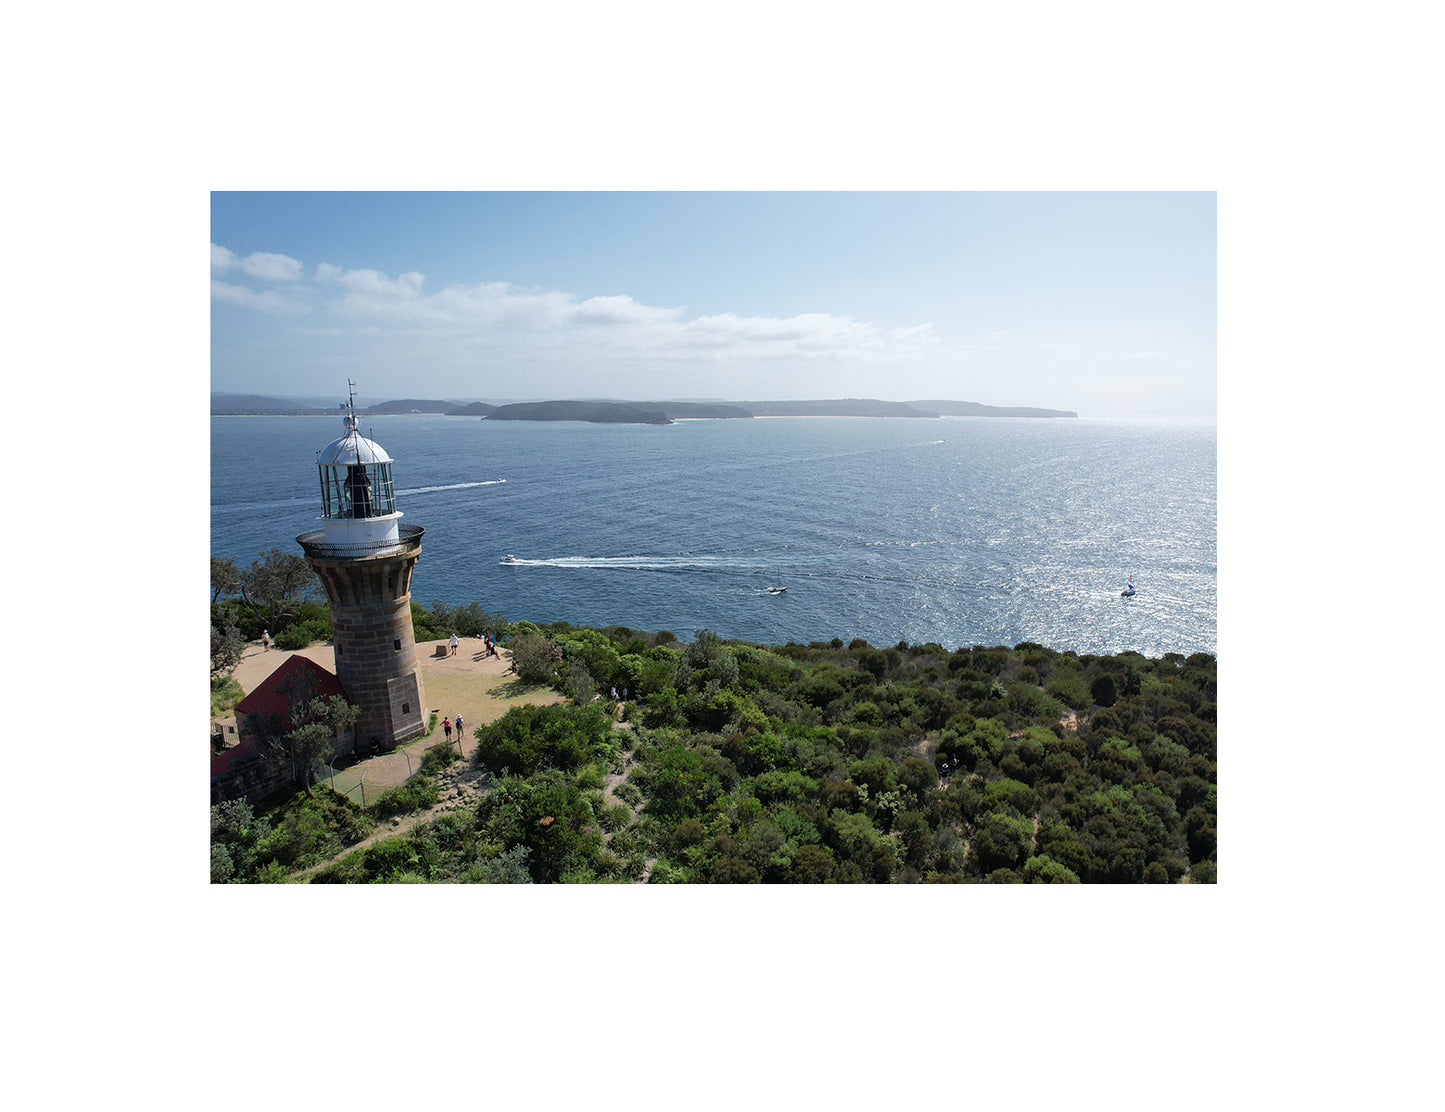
left=297, top=524, right=424, bottom=559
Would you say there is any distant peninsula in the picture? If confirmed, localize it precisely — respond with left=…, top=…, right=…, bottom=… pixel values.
left=211, top=392, right=1078, bottom=422
left=487, top=401, right=674, bottom=425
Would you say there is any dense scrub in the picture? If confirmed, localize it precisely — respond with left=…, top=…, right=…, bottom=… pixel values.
left=248, top=623, right=1216, bottom=884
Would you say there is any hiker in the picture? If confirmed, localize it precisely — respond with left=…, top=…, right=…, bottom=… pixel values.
left=261, top=629, right=270, bottom=652
left=454, top=713, right=464, bottom=738
left=443, top=717, right=452, bottom=742
left=449, top=632, right=459, bottom=656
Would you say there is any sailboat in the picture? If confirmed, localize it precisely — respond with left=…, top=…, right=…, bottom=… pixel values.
left=1120, top=578, right=1136, bottom=598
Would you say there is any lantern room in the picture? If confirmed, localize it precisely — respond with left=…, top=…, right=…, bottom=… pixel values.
left=318, top=414, right=397, bottom=520
left=304, top=406, right=409, bottom=556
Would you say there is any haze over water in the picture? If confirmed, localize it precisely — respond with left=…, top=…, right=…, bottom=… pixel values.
left=212, top=414, right=1215, bottom=657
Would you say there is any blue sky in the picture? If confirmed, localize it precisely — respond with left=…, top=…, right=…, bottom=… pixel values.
left=212, top=191, right=1215, bottom=417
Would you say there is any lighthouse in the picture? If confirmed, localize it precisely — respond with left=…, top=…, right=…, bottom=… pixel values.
left=297, top=385, right=427, bottom=748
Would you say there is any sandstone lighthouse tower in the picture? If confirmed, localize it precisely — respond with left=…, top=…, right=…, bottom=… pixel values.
left=297, top=385, right=427, bottom=748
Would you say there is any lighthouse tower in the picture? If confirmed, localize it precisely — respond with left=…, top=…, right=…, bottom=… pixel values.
left=297, top=385, right=427, bottom=748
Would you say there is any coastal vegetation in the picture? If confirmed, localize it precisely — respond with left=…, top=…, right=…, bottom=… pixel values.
left=213, top=616, right=1216, bottom=884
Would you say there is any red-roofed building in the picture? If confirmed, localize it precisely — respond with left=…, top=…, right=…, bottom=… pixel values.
left=211, top=655, right=357, bottom=804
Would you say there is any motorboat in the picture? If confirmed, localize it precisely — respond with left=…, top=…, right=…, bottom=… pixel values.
left=500, top=554, right=519, bottom=565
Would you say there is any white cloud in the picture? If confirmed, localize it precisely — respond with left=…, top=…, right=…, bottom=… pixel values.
left=210, top=279, right=310, bottom=315
left=210, top=243, right=304, bottom=282
left=211, top=246, right=941, bottom=363
left=889, top=323, right=940, bottom=353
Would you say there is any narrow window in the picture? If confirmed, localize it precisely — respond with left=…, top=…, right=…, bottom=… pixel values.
left=393, top=639, right=402, bottom=651
left=401, top=702, right=410, bottom=714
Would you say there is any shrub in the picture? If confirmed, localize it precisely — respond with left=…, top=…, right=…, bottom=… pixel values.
left=473, top=703, right=613, bottom=776
left=370, top=776, right=440, bottom=818
left=274, top=625, right=315, bottom=651
left=419, top=740, right=459, bottom=776
left=613, top=780, right=644, bottom=807
left=1023, top=855, right=1081, bottom=883
left=512, top=632, right=563, bottom=685
left=211, top=676, right=244, bottom=718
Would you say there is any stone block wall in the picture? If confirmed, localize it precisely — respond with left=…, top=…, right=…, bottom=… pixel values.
left=306, top=548, right=427, bottom=748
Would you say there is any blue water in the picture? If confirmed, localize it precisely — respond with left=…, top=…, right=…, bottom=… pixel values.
left=211, top=414, right=1216, bottom=656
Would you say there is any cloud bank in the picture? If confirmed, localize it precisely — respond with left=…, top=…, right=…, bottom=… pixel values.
left=210, top=243, right=939, bottom=364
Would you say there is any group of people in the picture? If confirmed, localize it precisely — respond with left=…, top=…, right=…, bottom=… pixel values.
left=441, top=714, right=466, bottom=746
left=448, top=633, right=501, bottom=658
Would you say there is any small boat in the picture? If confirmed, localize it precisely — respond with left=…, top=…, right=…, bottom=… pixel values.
left=766, top=585, right=788, bottom=595
left=500, top=554, right=519, bottom=565
left=1120, top=579, right=1136, bottom=597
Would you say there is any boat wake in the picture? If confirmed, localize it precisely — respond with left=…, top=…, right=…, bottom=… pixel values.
left=397, top=480, right=504, bottom=496
left=501, top=554, right=762, bottom=572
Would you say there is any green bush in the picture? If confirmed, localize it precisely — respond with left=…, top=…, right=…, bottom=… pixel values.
left=420, top=740, right=459, bottom=776
left=274, top=625, right=314, bottom=651
left=473, top=703, right=614, bottom=776
left=370, top=776, right=440, bottom=818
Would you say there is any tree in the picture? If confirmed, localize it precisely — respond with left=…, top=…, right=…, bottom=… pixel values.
left=211, top=799, right=271, bottom=882
left=790, top=843, right=835, bottom=883
left=1091, top=673, right=1118, bottom=708
left=1023, top=854, right=1082, bottom=883
left=238, top=548, right=319, bottom=634
left=211, top=607, right=245, bottom=677
left=969, top=811, right=1034, bottom=874
left=211, top=555, right=241, bottom=603
left=511, top=632, right=563, bottom=685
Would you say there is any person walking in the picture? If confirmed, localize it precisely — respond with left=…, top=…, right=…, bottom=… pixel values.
left=442, top=716, right=452, bottom=743
left=261, top=629, right=270, bottom=652
left=454, top=714, right=464, bottom=744
left=449, top=632, right=459, bottom=657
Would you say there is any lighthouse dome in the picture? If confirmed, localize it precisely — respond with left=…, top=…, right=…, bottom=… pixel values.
left=318, top=420, right=393, bottom=466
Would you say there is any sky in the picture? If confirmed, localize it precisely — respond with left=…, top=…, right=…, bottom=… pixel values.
left=211, top=191, right=1215, bottom=418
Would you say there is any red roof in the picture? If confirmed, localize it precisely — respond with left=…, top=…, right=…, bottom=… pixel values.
left=232, top=655, right=347, bottom=730
left=211, top=740, right=258, bottom=777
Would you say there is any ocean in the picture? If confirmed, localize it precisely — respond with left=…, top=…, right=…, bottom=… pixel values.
left=211, top=413, right=1216, bottom=657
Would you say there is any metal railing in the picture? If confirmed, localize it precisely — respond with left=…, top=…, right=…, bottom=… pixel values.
left=297, top=524, right=424, bottom=558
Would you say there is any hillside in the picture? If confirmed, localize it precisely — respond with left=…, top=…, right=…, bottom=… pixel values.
left=910, top=399, right=1079, bottom=419
left=487, top=401, right=674, bottom=425
left=364, top=399, right=462, bottom=414
left=211, top=393, right=330, bottom=415
left=212, top=617, right=1217, bottom=885
left=740, top=399, right=938, bottom=418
